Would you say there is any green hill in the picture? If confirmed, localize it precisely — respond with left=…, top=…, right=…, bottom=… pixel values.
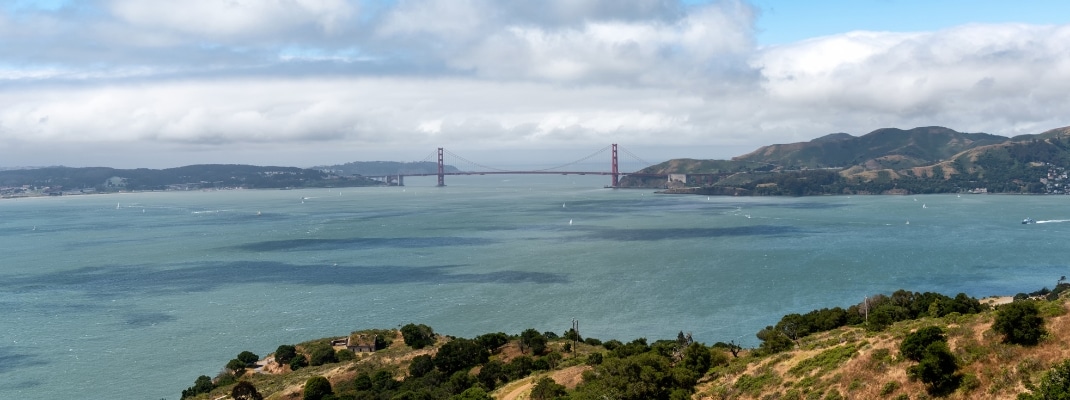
left=621, top=125, right=1070, bottom=195
left=178, top=288, right=1070, bottom=400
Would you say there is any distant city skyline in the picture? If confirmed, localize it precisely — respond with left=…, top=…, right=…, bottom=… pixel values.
left=2, top=0, right=1069, bottom=169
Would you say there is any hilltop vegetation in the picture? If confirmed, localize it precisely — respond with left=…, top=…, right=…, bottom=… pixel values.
left=623, top=125, right=1070, bottom=195
left=180, top=284, right=1070, bottom=400
left=0, top=164, right=382, bottom=195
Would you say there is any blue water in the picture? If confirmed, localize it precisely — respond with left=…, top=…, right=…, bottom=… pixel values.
left=1, top=175, right=1068, bottom=399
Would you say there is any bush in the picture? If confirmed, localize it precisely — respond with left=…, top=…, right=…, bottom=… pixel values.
left=303, top=376, right=333, bottom=400
left=231, top=381, right=264, bottom=400
left=180, top=375, right=214, bottom=399
left=900, top=327, right=946, bottom=362
left=586, top=352, right=603, bottom=366
left=290, top=354, right=308, bottom=370
left=907, top=341, right=959, bottom=395
left=274, top=344, right=297, bottom=365
left=475, top=332, right=509, bottom=353
left=308, top=343, right=337, bottom=366
left=530, top=377, right=567, bottom=400
left=433, top=338, right=489, bottom=374
left=994, top=301, right=1045, bottom=345
left=1020, top=359, right=1070, bottom=400
left=400, top=323, right=436, bottom=349
left=409, top=354, right=434, bottom=378
left=237, top=351, right=259, bottom=366
left=336, top=348, right=355, bottom=362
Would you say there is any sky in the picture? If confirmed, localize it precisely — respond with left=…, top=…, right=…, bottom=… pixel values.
left=2, top=0, right=1070, bottom=169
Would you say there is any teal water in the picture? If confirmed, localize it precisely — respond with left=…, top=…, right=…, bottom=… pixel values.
left=1, top=175, right=1068, bottom=399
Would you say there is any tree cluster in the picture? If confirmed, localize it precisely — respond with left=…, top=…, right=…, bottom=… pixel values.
left=901, top=327, right=960, bottom=395
left=756, top=290, right=986, bottom=354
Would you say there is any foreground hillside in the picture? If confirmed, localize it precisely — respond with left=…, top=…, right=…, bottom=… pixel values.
left=180, top=289, right=1070, bottom=400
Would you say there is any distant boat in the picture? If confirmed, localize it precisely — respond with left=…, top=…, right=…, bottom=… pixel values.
left=569, top=219, right=573, bottom=225
left=562, top=203, right=566, bottom=208
left=1023, top=218, right=1036, bottom=224
left=922, top=204, right=927, bottom=209
left=116, top=202, right=120, bottom=209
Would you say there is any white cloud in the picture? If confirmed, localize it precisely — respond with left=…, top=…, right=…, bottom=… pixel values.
left=107, top=0, right=356, bottom=41
left=2, top=1, right=1070, bottom=169
left=752, top=23, right=1070, bottom=135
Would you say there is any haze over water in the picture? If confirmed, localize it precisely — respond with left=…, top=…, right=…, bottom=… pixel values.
left=2, top=175, right=1067, bottom=399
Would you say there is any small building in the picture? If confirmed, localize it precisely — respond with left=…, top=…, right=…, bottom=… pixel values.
left=346, top=334, right=379, bottom=353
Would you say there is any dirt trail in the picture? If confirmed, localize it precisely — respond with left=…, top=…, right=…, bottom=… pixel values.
left=498, top=365, right=589, bottom=400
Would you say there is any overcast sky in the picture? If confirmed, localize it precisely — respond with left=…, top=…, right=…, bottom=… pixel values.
left=2, top=0, right=1070, bottom=169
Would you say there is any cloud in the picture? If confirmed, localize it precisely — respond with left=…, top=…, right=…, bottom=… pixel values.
left=753, top=24, right=1070, bottom=131
left=1, top=1, right=1070, bottom=168
left=108, top=0, right=356, bottom=41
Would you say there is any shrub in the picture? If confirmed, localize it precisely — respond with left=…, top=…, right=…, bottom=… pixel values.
left=879, top=381, right=899, bottom=396
left=335, top=348, right=355, bottom=362
left=530, top=377, right=567, bottom=400
left=236, top=351, right=259, bottom=365
left=231, top=381, right=263, bottom=400
left=900, top=327, right=946, bottom=362
left=994, top=301, right=1045, bottom=345
left=400, top=323, right=436, bottom=349
left=303, top=376, right=332, bottom=400
left=274, top=345, right=297, bottom=365
left=1020, top=359, right=1070, bottom=400
left=907, top=342, right=959, bottom=395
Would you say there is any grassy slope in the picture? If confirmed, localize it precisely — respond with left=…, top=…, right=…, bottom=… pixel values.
left=697, top=298, right=1070, bottom=400
left=186, top=296, right=1070, bottom=400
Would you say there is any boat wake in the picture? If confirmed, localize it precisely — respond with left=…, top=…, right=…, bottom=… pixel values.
left=1036, top=219, right=1070, bottom=224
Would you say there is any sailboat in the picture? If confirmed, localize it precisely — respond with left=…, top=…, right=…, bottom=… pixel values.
left=569, top=219, right=573, bottom=225
left=116, top=202, right=120, bottom=209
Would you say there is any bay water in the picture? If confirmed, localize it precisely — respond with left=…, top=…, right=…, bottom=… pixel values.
left=1, top=175, right=1067, bottom=399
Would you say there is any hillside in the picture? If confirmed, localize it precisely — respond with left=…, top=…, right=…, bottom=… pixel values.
left=0, top=164, right=382, bottom=195
left=733, top=126, right=1007, bottom=170
left=623, top=125, right=1070, bottom=195
left=179, top=290, right=1070, bottom=400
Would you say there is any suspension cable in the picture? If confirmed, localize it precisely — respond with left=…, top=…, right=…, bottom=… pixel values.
left=619, top=146, right=656, bottom=168
left=530, top=145, right=612, bottom=172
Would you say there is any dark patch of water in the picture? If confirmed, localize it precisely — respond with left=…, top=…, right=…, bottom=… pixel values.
left=233, top=237, right=497, bottom=252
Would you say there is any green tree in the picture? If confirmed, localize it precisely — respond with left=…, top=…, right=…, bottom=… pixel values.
left=681, top=342, right=712, bottom=374
left=521, top=328, right=547, bottom=355
left=449, top=386, right=494, bottom=400
left=303, top=376, right=333, bottom=400
left=477, top=360, right=505, bottom=390
left=900, top=326, right=946, bottom=362
left=274, top=344, right=297, bottom=365
left=995, top=301, right=1045, bottom=345
left=336, top=348, right=355, bottom=362
left=401, top=323, right=436, bottom=349
left=476, top=332, right=510, bottom=353
left=1020, top=359, right=1070, bottom=400
left=308, top=343, right=337, bottom=366
left=908, top=341, right=959, bottom=395
left=572, top=352, right=675, bottom=400
left=756, top=326, right=793, bottom=354
left=237, top=351, right=259, bottom=366
left=290, top=354, right=308, bottom=370
left=409, top=354, right=435, bottom=378
left=231, top=381, right=264, bottom=400
left=433, top=338, right=489, bottom=374
left=530, top=377, right=568, bottom=400
left=181, top=375, right=214, bottom=399
left=353, top=372, right=373, bottom=391
left=226, top=358, right=248, bottom=375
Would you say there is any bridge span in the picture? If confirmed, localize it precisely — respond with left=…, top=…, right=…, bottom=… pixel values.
left=364, top=144, right=670, bottom=187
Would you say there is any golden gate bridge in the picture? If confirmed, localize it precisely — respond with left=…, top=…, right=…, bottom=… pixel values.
left=365, top=144, right=671, bottom=187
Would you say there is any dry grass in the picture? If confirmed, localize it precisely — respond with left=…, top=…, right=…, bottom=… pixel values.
left=697, top=298, right=1070, bottom=400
